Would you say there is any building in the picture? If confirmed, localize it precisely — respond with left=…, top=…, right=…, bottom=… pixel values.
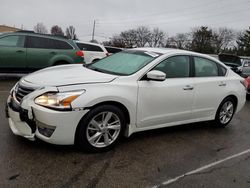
left=0, top=25, right=21, bottom=33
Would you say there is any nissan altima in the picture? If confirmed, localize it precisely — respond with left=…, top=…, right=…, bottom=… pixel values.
left=6, top=48, right=246, bottom=152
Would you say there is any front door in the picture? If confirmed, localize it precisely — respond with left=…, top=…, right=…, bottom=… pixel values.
left=0, top=35, right=26, bottom=69
left=137, top=55, right=195, bottom=128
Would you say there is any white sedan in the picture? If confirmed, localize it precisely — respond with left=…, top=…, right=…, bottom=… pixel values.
left=6, top=48, right=246, bottom=152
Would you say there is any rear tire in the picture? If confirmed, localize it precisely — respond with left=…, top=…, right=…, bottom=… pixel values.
left=76, top=105, right=126, bottom=152
left=214, top=97, right=236, bottom=127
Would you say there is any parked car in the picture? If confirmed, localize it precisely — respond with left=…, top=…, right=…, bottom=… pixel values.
left=0, top=31, right=84, bottom=73
left=245, top=76, right=250, bottom=95
left=104, top=46, right=123, bottom=55
left=241, top=59, right=250, bottom=76
left=75, top=41, right=108, bottom=64
left=6, top=48, right=246, bottom=152
left=218, top=53, right=242, bottom=74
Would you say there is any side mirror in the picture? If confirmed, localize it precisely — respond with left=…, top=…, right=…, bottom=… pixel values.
left=146, top=70, right=166, bottom=81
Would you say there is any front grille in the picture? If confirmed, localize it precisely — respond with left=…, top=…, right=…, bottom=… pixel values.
left=14, top=84, right=35, bottom=103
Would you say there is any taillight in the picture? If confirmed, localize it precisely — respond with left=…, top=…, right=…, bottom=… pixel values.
left=240, top=80, right=248, bottom=89
left=76, top=51, right=84, bottom=57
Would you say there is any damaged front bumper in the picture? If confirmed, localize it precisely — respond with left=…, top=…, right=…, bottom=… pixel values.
left=6, top=95, right=36, bottom=140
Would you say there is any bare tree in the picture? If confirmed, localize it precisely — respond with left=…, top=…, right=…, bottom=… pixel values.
left=213, top=27, right=236, bottom=53
left=170, top=33, right=190, bottom=49
left=135, top=26, right=151, bottom=47
left=34, top=22, right=48, bottom=34
left=148, top=28, right=166, bottom=47
left=120, top=29, right=137, bottom=48
left=103, top=35, right=126, bottom=48
left=51, top=25, right=64, bottom=36
left=65, top=26, right=77, bottom=40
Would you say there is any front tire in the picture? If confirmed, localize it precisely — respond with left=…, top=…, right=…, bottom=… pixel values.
left=214, top=97, right=236, bottom=127
left=76, top=105, right=126, bottom=152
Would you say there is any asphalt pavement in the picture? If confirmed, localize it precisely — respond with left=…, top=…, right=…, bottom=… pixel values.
left=1, top=78, right=250, bottom=188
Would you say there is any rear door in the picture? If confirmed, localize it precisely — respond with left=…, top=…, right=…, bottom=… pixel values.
left=26, top=36, right=64, bottom=69
left=0, top=35, right=26, bottom=69
left=192, top=56, right=228, bottom=119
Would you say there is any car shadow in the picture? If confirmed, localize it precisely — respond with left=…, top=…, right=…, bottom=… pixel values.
left=122, top=121, right=222, bottom=144
left=11, top=121, right=223, bottom=154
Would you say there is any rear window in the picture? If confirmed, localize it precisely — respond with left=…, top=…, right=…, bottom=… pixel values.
left=27, top=36, right=73, bottom=49
left=105, top=47, right=122, bottom=53
left=76, top=43, right=103, bottom=52
left=218, top=54, right=241, bottom=66
left=54, top=40, right=73, bottom=49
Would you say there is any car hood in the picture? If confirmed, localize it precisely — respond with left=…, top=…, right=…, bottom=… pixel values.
left=23, top=64, right=118, bottom=86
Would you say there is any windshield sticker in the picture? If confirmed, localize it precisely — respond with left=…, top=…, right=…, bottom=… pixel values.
left=144, top=51, right=159, bottom=58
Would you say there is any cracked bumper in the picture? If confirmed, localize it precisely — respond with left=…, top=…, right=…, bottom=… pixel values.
left=6, top=94, right=89, bottom=145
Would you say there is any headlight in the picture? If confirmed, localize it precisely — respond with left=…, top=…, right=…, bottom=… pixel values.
left=35, top=90, right=85, bottom=110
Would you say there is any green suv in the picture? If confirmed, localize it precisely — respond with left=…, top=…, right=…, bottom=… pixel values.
left=0, top=31, right=84, bottom=73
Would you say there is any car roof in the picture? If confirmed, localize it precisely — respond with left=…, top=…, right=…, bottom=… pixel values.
left=130, top=47, right=207, bottom=56
left=1, top=31, right=69, bottom=41
left=129, top=47, right=225, bottom=65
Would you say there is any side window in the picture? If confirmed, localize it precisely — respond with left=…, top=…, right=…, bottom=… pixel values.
left=54, top=40, right=73, bottom=49
left=0, top=35, right=24, bottom=47
left=194, top=57, right=219, bottom=77
left=76, top=43, right=87, bottom=50
left=153, top=56, right=190, bottom=78
left=89, top=45, right=104, bottom=52
left=76, top=43, right=103, bottom=52
left=27, top=36, right=55, bottom=49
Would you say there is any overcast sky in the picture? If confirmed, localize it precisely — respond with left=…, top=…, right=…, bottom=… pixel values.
left=1, top=0, right=250, bottom=42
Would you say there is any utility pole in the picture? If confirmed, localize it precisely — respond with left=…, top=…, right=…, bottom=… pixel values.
left=92, top=20, right=96, bottom=41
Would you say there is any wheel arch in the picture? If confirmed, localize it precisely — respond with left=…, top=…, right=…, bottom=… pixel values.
left=74, top=100, right=131, bottom=144
left=215, top=94, right=238, bottom=119
left=224, top=94, right=238, bottom=109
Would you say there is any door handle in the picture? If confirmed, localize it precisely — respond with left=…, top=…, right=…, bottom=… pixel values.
left=16, top=50, right=24, bottom=53
left=218, top=82, right=226, bottom=86
left=183, top=85, right=194, bottom=90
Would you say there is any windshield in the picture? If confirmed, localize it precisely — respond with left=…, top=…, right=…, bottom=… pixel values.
left=87, top=50, right=158, bottom=75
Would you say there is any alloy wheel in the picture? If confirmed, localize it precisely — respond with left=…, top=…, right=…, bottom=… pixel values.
left=219, top=101, right=234, bottom=124
left=86, top=111, right=121, bottom=148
